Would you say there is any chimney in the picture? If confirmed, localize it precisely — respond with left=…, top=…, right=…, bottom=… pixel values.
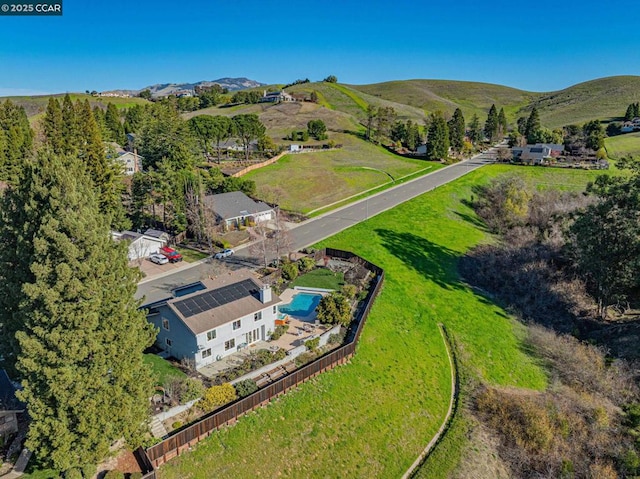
left=259, top=284, right=272, bottom=304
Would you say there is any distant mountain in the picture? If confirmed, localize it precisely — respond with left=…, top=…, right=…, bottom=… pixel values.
left=99, top=78, right=265, bottom=98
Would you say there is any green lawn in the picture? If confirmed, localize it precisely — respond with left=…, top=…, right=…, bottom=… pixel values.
left=157, top=164, right=566, bottom=479
left=290, top=268, right=345, bottom=290
left=244, top=133, right=439, bottom=213
left=605, top=131, right=640, bottom=159
left=175, top=247, right=209, bottom=263
left=144, top=353, right=186, bottom=386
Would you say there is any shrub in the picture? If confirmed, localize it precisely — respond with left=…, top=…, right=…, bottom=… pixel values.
left=297, top=256, right=316, bottom=273
left=316, top=292, right=351, bottom=326
left=328, top=331, right=345, bottom=345
left=65, top=469, right=83, bottom=479
left=270, top=325, right=288, bottom=340
left=103, top=472, right=125, bottom=479
left=128, top=473, right=143, bottom=479
left=235, top=379, right=259, bottom=398
left=200, top=383, right=237, bottom=412
left=294, top=352, right=316, bottom=367
left=305, top=337, right=320, bottom=351
left=273, top=348, right=286, bottom=361
left=81, top=464, right=96, bottom=479
left=171, top=421, right=182, bottom=429
left=341, top=284, right=357, bottom=299
left=180, top=377, right=205, bottom=403
left=281, top=262, right=298, bottom=281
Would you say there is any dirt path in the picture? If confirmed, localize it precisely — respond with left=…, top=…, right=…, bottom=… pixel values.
left=402, top=323, right=459, bottom=479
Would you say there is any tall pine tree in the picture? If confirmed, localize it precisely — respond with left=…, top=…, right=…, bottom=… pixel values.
left=484, top=104, right=499, bottom=142
left=43, top=98, right=64, bottom=154
left=425, top=112, right=450, bottom=161
left=525, top=107, right=541, bottom=143
left=447, top=108, right=465, bottom=153
left=468, top=114, right=483, bottom=144
left=497, top=107, right=508, bottom=138
left=0, top=152, right=155, bottom=472
left=61, top=94, right=79, bottom=155
left=0, top=100, right=33, bottom=182
left=105, top=103, right=126, bottom=145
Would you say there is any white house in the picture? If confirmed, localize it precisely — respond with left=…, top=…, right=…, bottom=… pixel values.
left=259, top=90, right=294, bottom=103
left=203, top=191, right=274, bottom=228
left=114, top=151, right=143, bottom=175
left=112, top=230, right=167, bottom=261
left=145, top=272, right=282, bottom=368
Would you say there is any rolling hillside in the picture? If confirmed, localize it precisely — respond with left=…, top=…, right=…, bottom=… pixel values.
left=350, top=76, right=640, bottom=128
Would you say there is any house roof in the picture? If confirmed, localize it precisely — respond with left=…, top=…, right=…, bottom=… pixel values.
left=166, top=274, right=281, bottom=335
left=203, top=191, right=273, bottom=221
left=144, top=229, right=170, bottom=240
left=529, top=147, right=545, bottom=153
left=0, top=369, right=24, bottom=412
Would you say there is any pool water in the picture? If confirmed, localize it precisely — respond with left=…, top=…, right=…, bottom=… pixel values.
left=279, top=293, right=322, bottom=317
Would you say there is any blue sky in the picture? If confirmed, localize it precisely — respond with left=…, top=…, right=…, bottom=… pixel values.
left=0, top=0, right=638, bottom=95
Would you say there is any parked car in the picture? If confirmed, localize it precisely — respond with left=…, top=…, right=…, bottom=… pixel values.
left=214, top=248, right=235, bottom=259
left=159, top=246, right=183, bottom=263
left=149, top=253, right=169, bottom=265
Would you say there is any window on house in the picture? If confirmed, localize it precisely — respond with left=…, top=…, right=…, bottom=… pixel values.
left=254, top=311, right=262, bottom=321
left=165, top=338, right=172, bottom=347
left=273, top=306, right=277, bottom=314
left=162, top=319, right=169, bottom=331
left=225, top=339, right=235, bottom=351
left=207, top=330, right=216, bottom=341
left=202, top=348, right=212, bottom=359
left=233, top=320, right=241, bottom=330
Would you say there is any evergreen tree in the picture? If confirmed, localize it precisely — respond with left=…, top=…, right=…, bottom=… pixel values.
left=484, top=104, right=499, bottom=142
left=61, top=94, right=79, bottom=155
left=92, top=106, right=108, bottom=139
left=447, top=108, right=465, bottom=153
left=406, top=120, right=421, bottom=151
left=625, top=103, right=635, bottom=122
left=43, top=98, right=65, bottom=154
left=425, top=112, right=450, bottom=161
left=525, top=107, right=541, bottom=143
left=468, top=114, right=483, bottom=144
left=497, top=107, right=508, bottom=137
left=635, top=102, right=640, bottom=118
left=0, top=100, right=33, bottom=182
left=105, top=103, right=126, bottom=145
left=0, top=152, right=155, bottom=471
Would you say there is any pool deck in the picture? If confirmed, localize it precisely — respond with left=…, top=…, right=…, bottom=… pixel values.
left=197, top=289, right=331, bottom=379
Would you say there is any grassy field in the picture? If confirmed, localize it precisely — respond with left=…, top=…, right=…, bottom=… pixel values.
left=244, top=133, right=437, bottom=213
left=290, top=269, right=345, bottom=290
left=156, top=164, right=566, bottom=479
left=144, top=353, right=186, bottom=386
left=605, top=131, right=640, bottom=159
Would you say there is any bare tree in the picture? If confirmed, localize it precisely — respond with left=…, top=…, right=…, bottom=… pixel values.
left=248, top=219, right=272, bottom=268
left=272, top=207, right=292, bottom=264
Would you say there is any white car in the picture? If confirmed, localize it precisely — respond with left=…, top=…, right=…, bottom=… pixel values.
left=149, top=253, right=169, bottom=265
left=214, top=248, right=235, bottom=259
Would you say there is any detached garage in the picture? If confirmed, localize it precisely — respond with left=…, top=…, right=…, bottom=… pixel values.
left=112, top=231, right=167, bottom=261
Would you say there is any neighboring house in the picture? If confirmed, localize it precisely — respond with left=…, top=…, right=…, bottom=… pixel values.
left=144, top=229, right=171, bottom=243
left=112, top=230, right=167, bottom=261
left=259, top=90, right=294, bottom=103
left=114, top=151, right=144, bottom=175
left=289, top=144, right=302, bottom=152
left=518, top=143, right=564, bottom=164
left=145, top=272, right=282, bottom=368
left=0, top=369, right=24, bottom=439
left=216, top=139, right=259, bottom=153
left=621, top=122, right=635, bottom=133
left=203, top=191, right=274, bottom=228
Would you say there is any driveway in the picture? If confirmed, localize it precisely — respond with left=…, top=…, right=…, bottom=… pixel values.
left=134, top=258, right=193, bottom=281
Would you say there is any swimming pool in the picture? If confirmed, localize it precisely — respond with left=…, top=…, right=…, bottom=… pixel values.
left=279, top=293, right=322, bottom=317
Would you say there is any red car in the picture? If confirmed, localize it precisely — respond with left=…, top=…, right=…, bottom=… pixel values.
left=159, top=246, right=183, bottom=263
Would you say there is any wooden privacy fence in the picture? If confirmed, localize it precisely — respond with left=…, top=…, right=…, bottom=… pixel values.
left=141, top=248, right=384, bottom=469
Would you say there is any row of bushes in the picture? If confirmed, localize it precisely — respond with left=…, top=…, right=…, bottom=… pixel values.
left=211, top=348, right=285, bottom=385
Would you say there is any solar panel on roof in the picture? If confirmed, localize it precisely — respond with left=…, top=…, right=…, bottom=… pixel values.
left=172, top=279, right=259, bottom=318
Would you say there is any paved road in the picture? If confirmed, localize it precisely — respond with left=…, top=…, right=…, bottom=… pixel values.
left=137, top=148, right=499, bottom=304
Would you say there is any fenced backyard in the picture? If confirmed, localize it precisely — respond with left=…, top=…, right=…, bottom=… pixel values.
left=135, top=248, right=384, bottom=473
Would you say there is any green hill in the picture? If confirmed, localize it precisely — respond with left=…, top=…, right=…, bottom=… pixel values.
left=351, top=79, right=534, bottom=122
left=523, top=75, right=640, bottom=128
left=350, top=76, right=640, bottom=129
